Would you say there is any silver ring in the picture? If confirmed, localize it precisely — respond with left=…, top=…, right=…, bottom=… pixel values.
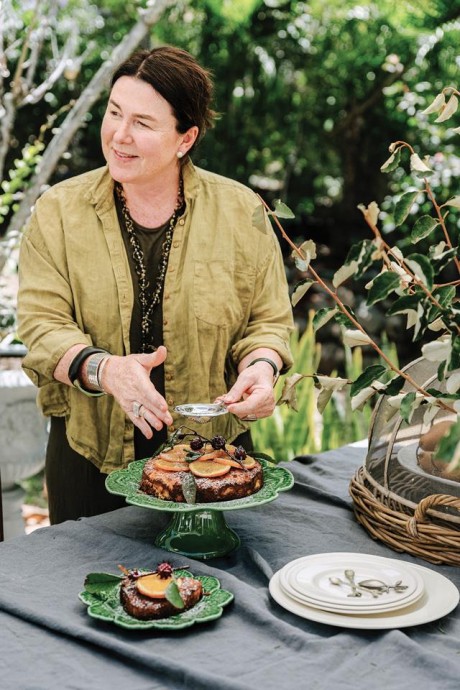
left=242, top=414, right=257, bottom=422
left=132, top=401, right=143, bottom=417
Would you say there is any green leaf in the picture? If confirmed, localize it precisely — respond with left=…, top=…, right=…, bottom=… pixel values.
left=449, top=334, right=460, bottom=371
left=405, top=253, right=434, bottom=289
left=350, top=365, right=387, bottom=396
left=334, top=306, right=357, bottom=327
left=427, top=286, right=456, bottom=323
left=291, top=279, right=314, bottom=307
left=430, top=246, right=459, bottom=273
left=394, top=191, right=419, bottom=227
left=383, top=375, right=405, bottom=396
left=332, top=261, right=358, bottom=288
left=181, top=473, right=197, bottom=504
left=411, top=215, right=439, bottom=243
left=387, top=294, right=421, bottom=317
left=165, top=580, right=185, bottom=609
left=344, top=239, right=378, bottom=277
left=273, top=199, right=295, bottom=219
left=366, top=272, right=401, bottom=306
left=313, top=307, right=338, bottom=332
left=400, top=392, right=417, bottom=424
left=435, top=420, right=460, bottom=466
left=380, top=147, right=401, bottom=173
left=84, top=572, right=122, bottom=594
left=438, top=359, right=447, bottom=382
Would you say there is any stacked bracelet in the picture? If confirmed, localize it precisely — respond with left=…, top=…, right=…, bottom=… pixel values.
left=86, top=352, right=110, bottom=391
left=68, top=346, right=109, bottom=397
left=246, top=357, right=280, bottom=384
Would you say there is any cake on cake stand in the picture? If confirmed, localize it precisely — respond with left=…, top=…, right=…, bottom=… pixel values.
left=106, top=455, right=294, bottom=560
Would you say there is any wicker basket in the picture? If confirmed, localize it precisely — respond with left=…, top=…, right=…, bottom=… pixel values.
left=350, top=465, right=460, bottom=566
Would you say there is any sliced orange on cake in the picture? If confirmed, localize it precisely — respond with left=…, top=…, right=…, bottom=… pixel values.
left=136, top=573, right=172, bottom=599
left=154, top=458, right=190, bottom=472
left=189, top=460, right=231, bottom=477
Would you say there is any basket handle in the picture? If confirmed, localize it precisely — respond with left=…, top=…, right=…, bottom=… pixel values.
left=406, top=493, right=460, bottom=537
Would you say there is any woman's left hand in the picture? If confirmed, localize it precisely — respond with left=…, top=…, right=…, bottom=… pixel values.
left=215, top=361, right=276, bottom=421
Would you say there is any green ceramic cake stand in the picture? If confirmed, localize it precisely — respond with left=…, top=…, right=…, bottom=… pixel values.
left=105, top=455, right=294, bottom=560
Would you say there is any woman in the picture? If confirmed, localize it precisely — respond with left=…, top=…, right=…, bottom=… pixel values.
left=17, top=46, right=294, bottom=524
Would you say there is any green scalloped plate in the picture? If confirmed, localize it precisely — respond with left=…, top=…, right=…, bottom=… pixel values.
left=79, top=569, right=233, bottom=630
left=105, top=455, right=294, bottom=513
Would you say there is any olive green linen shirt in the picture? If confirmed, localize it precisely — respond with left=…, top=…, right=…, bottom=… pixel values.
left=18, top=161, right=294, bottom=472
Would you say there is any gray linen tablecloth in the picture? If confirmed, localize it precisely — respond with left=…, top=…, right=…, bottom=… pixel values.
left=1, top=444, right=460, bottom=690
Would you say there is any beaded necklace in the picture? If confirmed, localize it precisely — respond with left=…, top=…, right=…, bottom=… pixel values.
left=115, top=178, right=184, bottom=353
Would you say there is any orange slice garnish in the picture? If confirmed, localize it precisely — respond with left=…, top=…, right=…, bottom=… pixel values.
left=190, top=460, right=231, bottom=478
left=158, top=444, right=189, bottom=462
left=198, top=449, right=220, bottom=462
left=136, top=573, right=172, bottom=599
left=154, top=458, right=190, bottom=472
left=213, top=451, right=243, bottom=468
left=242, top=456, right=256, bottom=469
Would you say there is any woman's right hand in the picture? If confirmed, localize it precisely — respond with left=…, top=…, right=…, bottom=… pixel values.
left=101, top=346, right=173, bottom=438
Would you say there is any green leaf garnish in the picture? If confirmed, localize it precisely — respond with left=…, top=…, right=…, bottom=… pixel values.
left=165, top=580, right=185, bottom=609
left=84, top=572, right=122, bottom=594
left=181, top=472, right=197, bottom=504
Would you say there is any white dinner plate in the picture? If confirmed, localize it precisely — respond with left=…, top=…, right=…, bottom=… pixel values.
left=278, top=577, right=425, bottom=615
left=269, top=564, right=459, bottom=629
left=280, top=552, right=423, bottom=608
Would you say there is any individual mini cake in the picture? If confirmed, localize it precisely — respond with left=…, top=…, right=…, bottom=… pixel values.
left=119, top=562, right=203, bottom=620
left=139, top=428, right=264, bottom=503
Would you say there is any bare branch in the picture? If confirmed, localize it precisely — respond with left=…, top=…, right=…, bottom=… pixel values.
left=4, top=0, right=175, bottom=245
left=20, top=30, right=78, bottom=106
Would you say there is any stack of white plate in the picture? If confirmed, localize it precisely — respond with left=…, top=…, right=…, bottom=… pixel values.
left=269, top=552, right=459, bottom=629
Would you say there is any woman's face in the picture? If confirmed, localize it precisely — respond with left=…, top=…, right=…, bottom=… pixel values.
left=101, top=76, right=196, bottom=187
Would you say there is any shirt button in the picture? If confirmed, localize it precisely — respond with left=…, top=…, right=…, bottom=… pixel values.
left=173, top=241, right=179, bottom=248
left=168, top=425, right=175, bottom=432
left=167, top=397, right=174, bottom=406
left=166, top=372, right=174, bottom=381
left=163, top=318, right=168, bottom=326
left=164, top=293, right=170, bottom=300
left=169, top=266, right=175, bottom=273
left=179, top=219, right=185, bottom=226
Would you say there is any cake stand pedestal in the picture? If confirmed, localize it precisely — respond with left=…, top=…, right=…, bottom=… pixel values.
left=106, top=455, right=294, bottom=560
left=154, top=509, right=240, bottom=559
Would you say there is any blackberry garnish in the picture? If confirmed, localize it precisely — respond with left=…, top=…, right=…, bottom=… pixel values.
left=211, top=435, right=226, bottom=450
left=190, top=437, right=204, bottom=451
left=156, top=562, right=174, bottom=579
left=234, top=446, right=247, bottom=462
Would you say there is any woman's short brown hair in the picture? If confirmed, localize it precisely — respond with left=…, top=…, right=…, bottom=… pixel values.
left=111, top=46, right=216, bottom=157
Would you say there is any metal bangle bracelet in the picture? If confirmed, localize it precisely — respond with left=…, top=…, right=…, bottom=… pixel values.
left=86, top=352, right=110, bottom=391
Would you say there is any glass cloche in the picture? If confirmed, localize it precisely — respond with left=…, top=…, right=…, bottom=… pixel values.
left=363, top=357, right=460, bottom=526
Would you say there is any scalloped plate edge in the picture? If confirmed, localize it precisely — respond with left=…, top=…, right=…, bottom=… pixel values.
left=79, top=571, right=234, bottom=630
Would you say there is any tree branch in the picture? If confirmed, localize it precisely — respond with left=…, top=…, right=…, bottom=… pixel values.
left=3, top=0, right=175, bottom=249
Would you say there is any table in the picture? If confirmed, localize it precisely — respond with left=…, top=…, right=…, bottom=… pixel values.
left=1, top=444, right=460, bottom=690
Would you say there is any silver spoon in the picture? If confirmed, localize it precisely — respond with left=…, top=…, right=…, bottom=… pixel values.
left=330, top=576, right=380, bottom=598
left=344, top=569, right=363, bottom=597
left=357, top=578, right=408, bottom=594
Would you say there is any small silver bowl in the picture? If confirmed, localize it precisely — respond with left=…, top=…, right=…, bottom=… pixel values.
left=174, top=403, right=228, bottom=424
